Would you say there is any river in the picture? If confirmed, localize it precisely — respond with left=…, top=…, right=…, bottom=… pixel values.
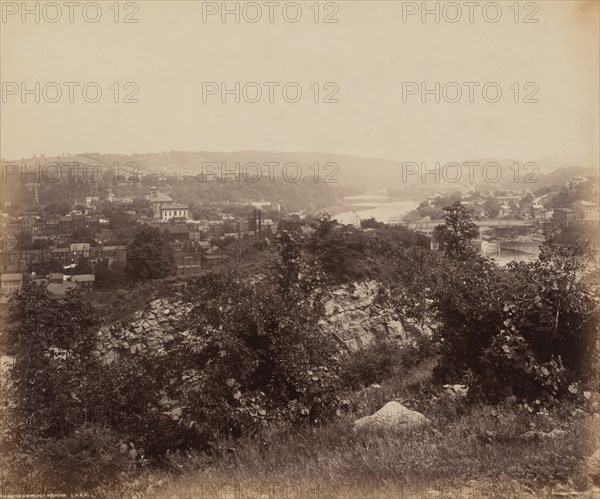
left=333, top=194, right=539, bottom=266
left=481, top=240, right=540, bottom=267
left=333, top=194, right=419, bottom=225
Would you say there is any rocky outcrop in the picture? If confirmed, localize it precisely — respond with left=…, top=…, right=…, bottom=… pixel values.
left=95, top=280, right=413, bottom=361
left=95, top=298, right=192, bottom=364
left=320, top=280, right=408, bottom=352
left=353, top=401, right=430, bottom=434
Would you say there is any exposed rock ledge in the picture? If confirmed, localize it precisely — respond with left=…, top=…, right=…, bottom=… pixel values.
left=95, top=279, right=411, bottom=362
left=320, top=279, right=408, bottom=352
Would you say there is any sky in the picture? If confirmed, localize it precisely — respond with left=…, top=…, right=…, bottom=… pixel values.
left=1, top=0, right=598, bottom=164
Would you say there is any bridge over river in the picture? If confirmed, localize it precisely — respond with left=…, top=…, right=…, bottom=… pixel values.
left=399, top=218, right=537, bottom=235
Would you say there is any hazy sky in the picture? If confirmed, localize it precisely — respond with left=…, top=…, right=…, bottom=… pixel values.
left=1, top=0, right=598, bottom=163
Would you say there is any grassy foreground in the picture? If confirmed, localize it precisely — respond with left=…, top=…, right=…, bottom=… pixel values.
left=113, top=359, right=599, bottom=499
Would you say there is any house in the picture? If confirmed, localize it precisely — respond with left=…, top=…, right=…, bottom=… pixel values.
left=574, top=201, right=599, bottom=222
left=70, top=242, right=91, bottom=258
left=426, top=193, right=442, bottom=204
left=496, top=195, right=522, bottom=204
left=59, top=216, right=74, bottom=236
left=147, top=187, right=174, bottom=219
left=553, top=208, right=576, bottom=226
left=88, top=245, right=127, bottom=266
left=190, top=219, right=210, bottom=234
left=51, top=247, right=72, bottom=265
left=499, top=204, right=512, bottom=217
left=530, top=204, right=547, bottom=220
left=70, top=274, right=95, bottom=291
left=85, top=196, right=100, bottom=206
left=72, top=214, right=99, bottom=235
left=1, top=273, right=23, bottom=296
left=0, top=236, right=17, bottom=253
left=209, top=222, right=226, bottom=238
left=160, top=204, right=192, bottom=222
left=48, top=273, right=65, bottom=283
left=161, top=224, right=191, bottom=242
left=45, top=216, right=60, bottom=237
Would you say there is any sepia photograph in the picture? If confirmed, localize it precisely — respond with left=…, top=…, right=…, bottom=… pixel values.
left=0, top=1, right=599, bottom=497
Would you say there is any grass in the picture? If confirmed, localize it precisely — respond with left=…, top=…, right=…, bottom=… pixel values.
left=113, top=358, right=599, bottom=499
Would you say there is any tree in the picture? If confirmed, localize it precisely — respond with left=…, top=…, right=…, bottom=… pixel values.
left=73, top=256, right=91, bottom=275
left=45, top=200, right=72, bottom=216
left=39, top=258, right=64, bottom=274
left=309, top=216, right=368, bottom=283
left=94, top=258, right=128, bottom=289
left=5, top=283, right=99, bottom=440
left=126, top=227, right=175, bottom=281
left=434, top=202, right=479, bottom=260
left=360, top=217, right=384, bottom=229
left=483, top=197, right=502, bottom=218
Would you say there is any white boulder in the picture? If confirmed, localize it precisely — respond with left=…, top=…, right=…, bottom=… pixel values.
left=353, top=401, right=429, bottom=434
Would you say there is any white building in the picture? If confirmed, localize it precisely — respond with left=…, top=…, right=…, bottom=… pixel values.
left=147, top=187, right=174, bottom=219
left=160, top=203, right=193, bottom=222
left=1, top=273, right=23, bottom=296
left=574, top=201, right=600, bottom=222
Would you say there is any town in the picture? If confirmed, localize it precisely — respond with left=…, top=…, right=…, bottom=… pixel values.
left=1, top=167, right=598, bottom=303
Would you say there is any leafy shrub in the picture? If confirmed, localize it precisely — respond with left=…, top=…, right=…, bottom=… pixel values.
left=388, top=225, right=599, bottom=406
left=339, top=340, right=405, bottom=390
left=340, top=334, right=435, bottom=390
left=15, top=425, right=129, bottom=495
left=87, top=353, right=189, bottom=457
left=173, top=268, right=344, bottom=444
left=4, top=284, right=99, bottom=441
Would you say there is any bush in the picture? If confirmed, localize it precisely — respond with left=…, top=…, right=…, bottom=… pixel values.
left=87, top=354, right=189, bottom=457
left=339, top=340, right=405, bottom=390
left=17, top=425, right=130, bottom=495
left=171, top=267, right=345, bottom=444
left=389, top=228, right=599, bottom=406
left=339, top=335, right=435, bottom=390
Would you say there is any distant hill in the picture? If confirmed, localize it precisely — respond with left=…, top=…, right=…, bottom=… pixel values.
left=1, top=152, right=596, bottom=210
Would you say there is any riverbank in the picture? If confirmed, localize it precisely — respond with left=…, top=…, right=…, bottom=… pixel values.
left=327, top=195, right=419, bottom=225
